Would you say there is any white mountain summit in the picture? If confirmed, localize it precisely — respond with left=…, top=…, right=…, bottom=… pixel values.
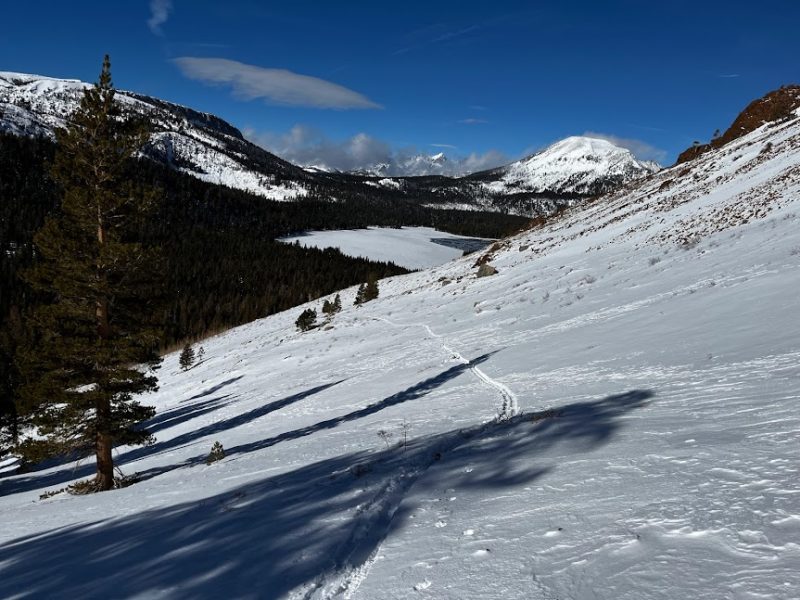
left=474, top=136, right=660, bottom=196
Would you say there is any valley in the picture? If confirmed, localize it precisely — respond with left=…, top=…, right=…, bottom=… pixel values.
left=1, top=81, right=798, bottom=599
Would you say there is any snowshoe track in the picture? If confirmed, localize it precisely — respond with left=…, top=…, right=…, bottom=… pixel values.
left=379, top=318, right=519, bottom=419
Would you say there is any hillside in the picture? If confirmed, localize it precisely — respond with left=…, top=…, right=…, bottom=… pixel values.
left=0, top=89, right=798, bottom=599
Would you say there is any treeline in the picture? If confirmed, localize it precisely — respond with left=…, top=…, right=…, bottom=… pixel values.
left=131, top=157, right=530, bottom=240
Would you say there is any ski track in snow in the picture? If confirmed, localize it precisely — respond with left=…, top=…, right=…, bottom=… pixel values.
left=376, top=317, right=519, bottom=419
left=291, top=316, right=522, bottom=599
left=293, top=436, right=467, bottom=600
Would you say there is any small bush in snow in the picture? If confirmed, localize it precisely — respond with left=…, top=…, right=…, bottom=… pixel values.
left=295, top=308, right=317, bottom=331
left=377, top=429, right=393, bottom=448
left=206, top=441, right=225, bottom=465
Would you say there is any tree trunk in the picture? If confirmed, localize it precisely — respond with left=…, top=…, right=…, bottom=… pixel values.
left=95, top=213, right=114, bottom=490
left=96, top=296, right=110, bottom=339
left=95, top=398, right=114, bottom=491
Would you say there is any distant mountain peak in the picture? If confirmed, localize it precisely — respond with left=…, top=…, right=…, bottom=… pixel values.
left=348, top=152, right=455, bottom=177
left=468, top=135, right=659, bottom=198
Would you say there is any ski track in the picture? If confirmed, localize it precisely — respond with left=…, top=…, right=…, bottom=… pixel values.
left=293, top=420, right=508, bottom=600
left=289, top=316, right=521, bottom=599
left=377, top=317, right=520, bottom=419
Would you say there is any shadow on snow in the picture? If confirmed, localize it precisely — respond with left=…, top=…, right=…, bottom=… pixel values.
left=0, top=389, right=653, bottom=599
left=0, top=380, right=342, bottom=496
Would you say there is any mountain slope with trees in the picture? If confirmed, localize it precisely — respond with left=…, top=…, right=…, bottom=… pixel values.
left=0, top=83, right=797, bottom=599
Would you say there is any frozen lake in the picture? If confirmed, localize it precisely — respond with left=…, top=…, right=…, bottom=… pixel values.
left=279, top=226, right=493, bottom=270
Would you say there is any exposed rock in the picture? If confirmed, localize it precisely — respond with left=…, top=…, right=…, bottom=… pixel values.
left=677, top=85, right=800, bottom=165
left=477, top=264, right=498, bottom=277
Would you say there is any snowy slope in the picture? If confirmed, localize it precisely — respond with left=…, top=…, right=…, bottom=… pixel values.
left=475, top=136, right=659, bottom=196
left=279, top=227, right=492, bottom=270
left=1, top=107, right=799, bottom=599
left=0, top=71, right=310, bottom=201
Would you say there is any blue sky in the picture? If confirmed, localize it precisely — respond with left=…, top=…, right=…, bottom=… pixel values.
left=2, top=0, right=799, bottom=170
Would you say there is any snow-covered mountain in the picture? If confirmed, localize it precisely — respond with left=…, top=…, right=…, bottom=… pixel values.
left=473, top=136, right=660, bottom=195
left=0, top=71, right=312, bottom=200
left=0, top=72, right=658, bottom=216
left=353, top=152, right=453, bottom=177
left=396, top=136, right=661, bottom=216
left=2, top=90, right=799, bottom=598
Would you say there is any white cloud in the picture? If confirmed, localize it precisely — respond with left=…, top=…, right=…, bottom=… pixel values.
left=148, top=0, right=172, bottom=35
left=246, top=126, right=391, bottom=171
left=173, top=57, right=381, bottom=110
left=245, top=125, right=508, bottom=176
left=582, top=131, right=667, bottom=163
left=460, top=150, right=509, bottom=173
left=459, top=118, right=489, bottom=125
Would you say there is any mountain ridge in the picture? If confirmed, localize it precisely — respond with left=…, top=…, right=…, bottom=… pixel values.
left=1, top=70, right=659, bottom=217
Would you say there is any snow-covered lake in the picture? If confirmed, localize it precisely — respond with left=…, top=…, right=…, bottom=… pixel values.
left=279, top=226, right=493, bottom=270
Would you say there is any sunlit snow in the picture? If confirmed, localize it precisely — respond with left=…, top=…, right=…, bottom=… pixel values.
left=280, top=227, right=493, bottom=270
left=1, top=102, right=799, bottom=600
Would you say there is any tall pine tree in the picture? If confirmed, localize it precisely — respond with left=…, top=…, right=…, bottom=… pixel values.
left=17, top=56, right=163, bottom=491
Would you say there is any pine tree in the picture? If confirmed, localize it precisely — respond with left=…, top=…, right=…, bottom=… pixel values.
left=354, top=284, right=367, bottom=305
left=179, top=343, right=195, bottom=371
left=295, top=308, right=317, bottom=331
left=364, top=274, right=379, bottom=302
left=333, top=293, right=342, bottom=314
left=321, top=299, right=334, bottom=318
left=16, top=56, right=163, bottom=491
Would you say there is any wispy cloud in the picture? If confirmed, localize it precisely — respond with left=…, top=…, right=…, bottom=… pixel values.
left=432, top=25, right=480, bottom=43
left=245, top=125, right=508, bottom=175
left=148, top=0, right=173, bottom=36
left=393, top=23, right=481, bottom=56
left=173, top=57, right=381, bottom=109
left=459, top=118, right=489, bottom=125
left=582, top=131, right=667, bottom=163
left=718, top=73, right=741, bottom=78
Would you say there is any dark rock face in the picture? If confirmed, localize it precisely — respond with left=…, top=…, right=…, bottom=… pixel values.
left=677, top=85, right=800, bottom=165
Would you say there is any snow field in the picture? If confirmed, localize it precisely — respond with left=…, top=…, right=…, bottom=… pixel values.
left=0, top=111, right=799, bottom=598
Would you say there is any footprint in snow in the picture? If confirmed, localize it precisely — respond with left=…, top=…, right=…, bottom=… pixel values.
left=435, top=520, right=447, bottom=528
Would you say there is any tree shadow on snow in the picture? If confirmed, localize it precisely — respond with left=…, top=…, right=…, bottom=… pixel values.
left=185, top=375, right=246, bottom=402
left=0, top=389, right=653, bottom=599
left=0, top=381, right=343, bottom=497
